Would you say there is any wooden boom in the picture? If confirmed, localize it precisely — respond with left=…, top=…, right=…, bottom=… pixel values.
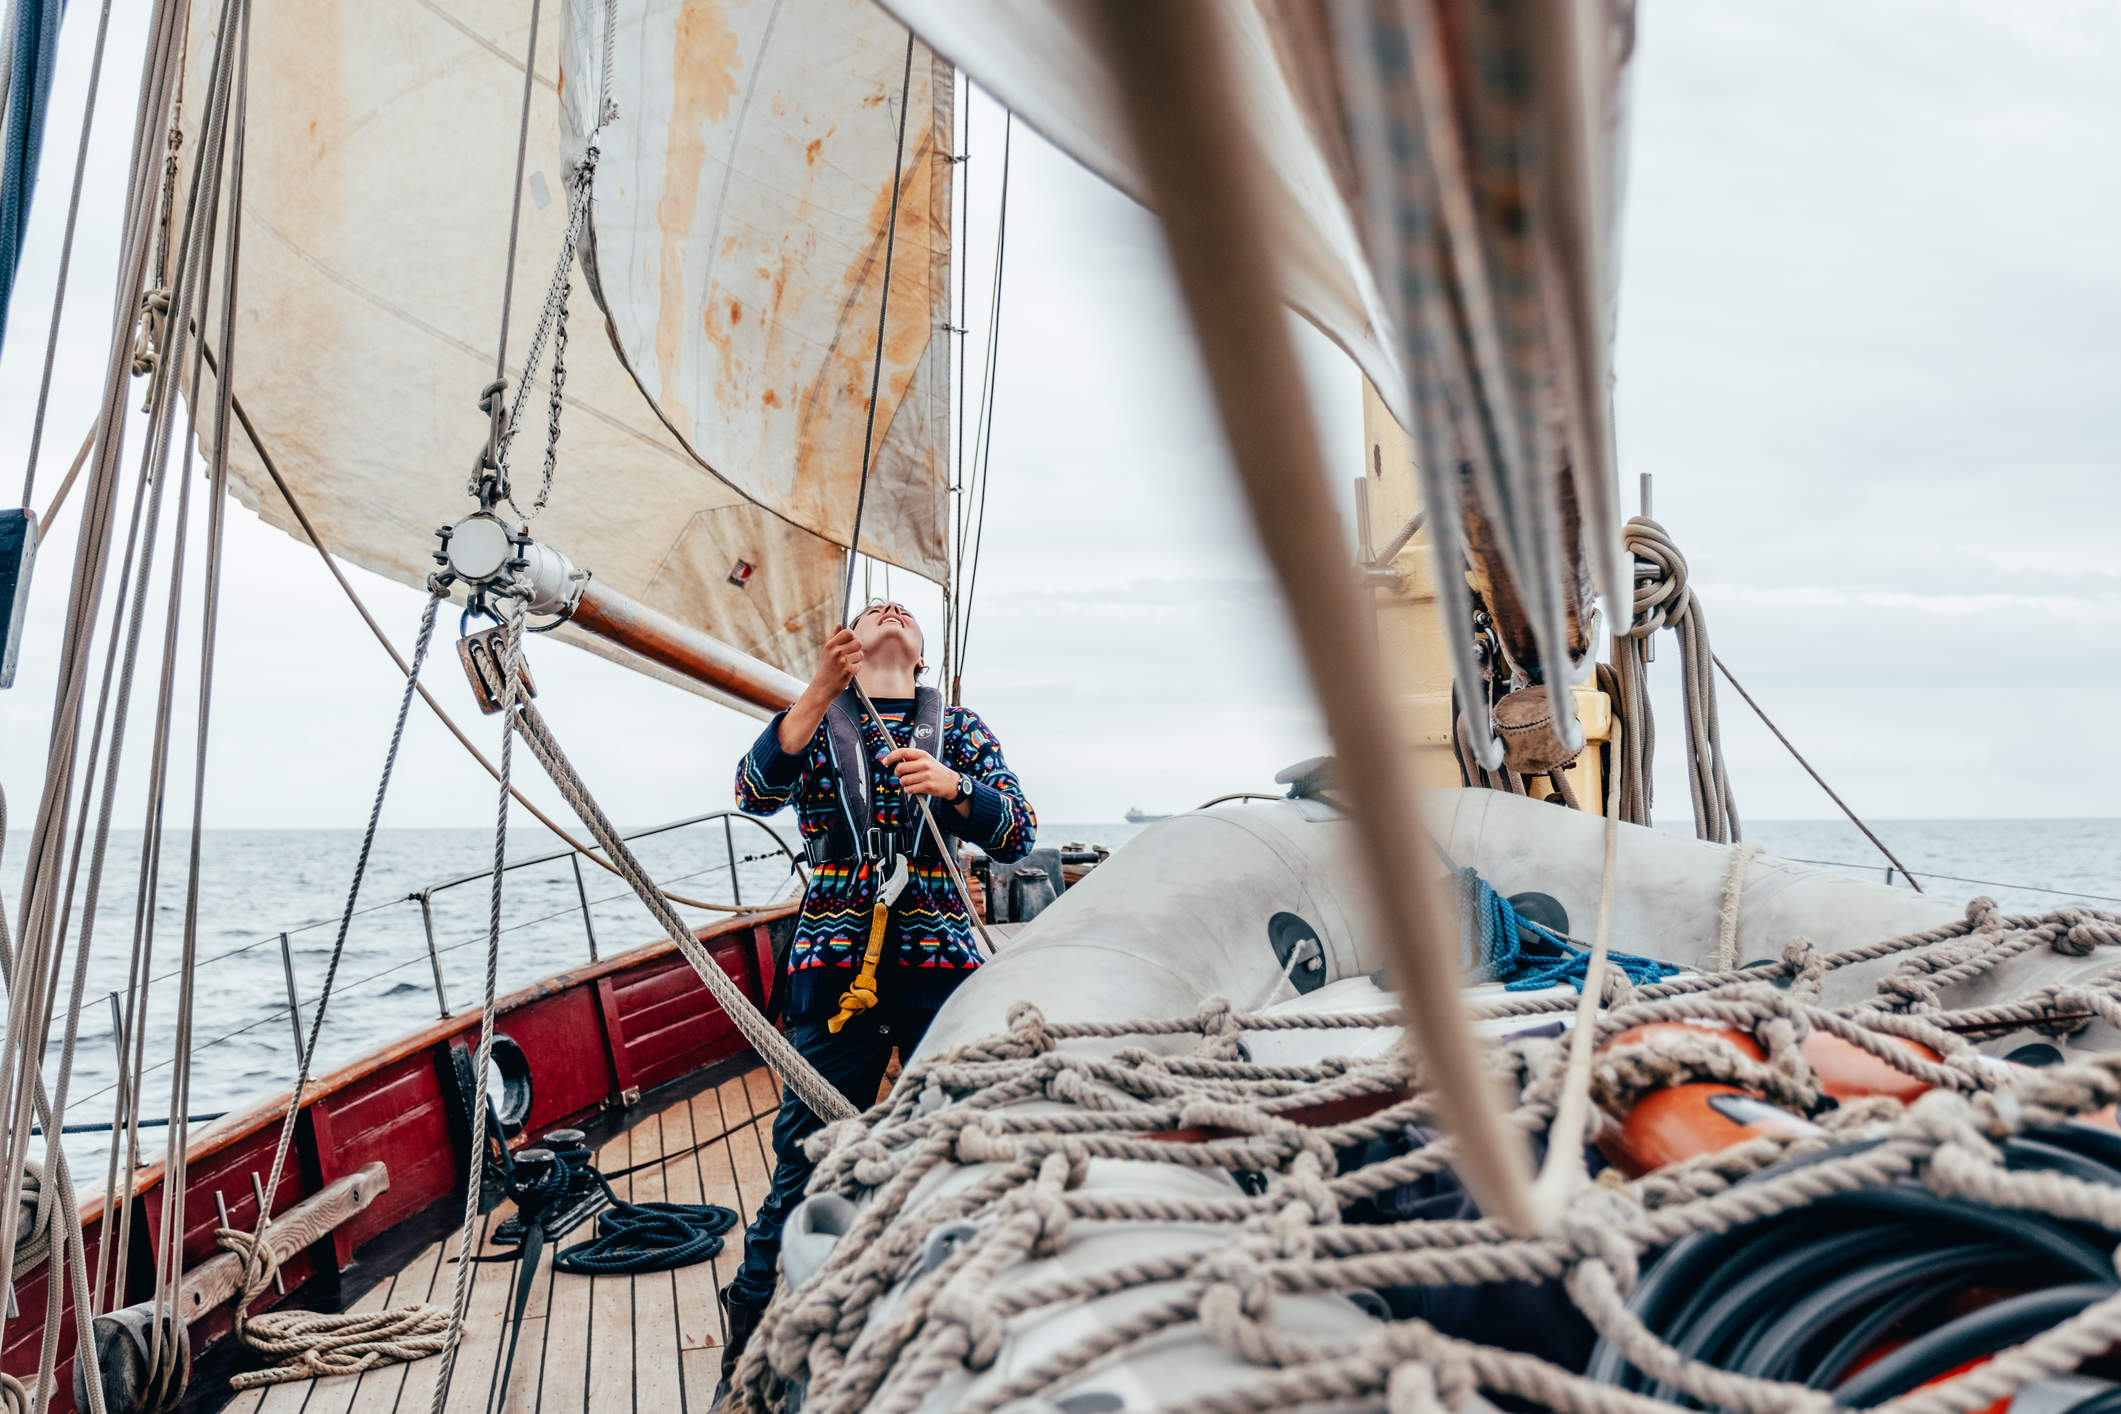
left=569, top=580, right=803, bottom=715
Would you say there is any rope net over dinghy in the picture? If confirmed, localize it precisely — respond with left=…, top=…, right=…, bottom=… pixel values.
left=732, top=900, right=2121, bottom=1414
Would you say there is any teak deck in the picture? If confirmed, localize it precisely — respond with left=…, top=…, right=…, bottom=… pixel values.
left=4, top=904, right=798, bottom=1414
left=224, top=1065, right=785, bottom=1414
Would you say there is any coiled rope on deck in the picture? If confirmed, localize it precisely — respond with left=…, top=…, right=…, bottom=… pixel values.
left=218, top=1225, right=451, bottom=1390
left=551, top=1191, right=738, bottom=1275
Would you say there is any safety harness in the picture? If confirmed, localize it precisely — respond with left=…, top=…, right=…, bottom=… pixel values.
left=811, top=685, right=948, bottom=869
left=812, top=686, right=950, bottom=1031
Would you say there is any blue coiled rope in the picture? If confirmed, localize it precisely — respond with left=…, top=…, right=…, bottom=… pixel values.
left=551, top=1187, right=739, bottom=1275
left=1452, top=865, right=1678, bottom=992
left=494, top=1133, right=737, bottom=1273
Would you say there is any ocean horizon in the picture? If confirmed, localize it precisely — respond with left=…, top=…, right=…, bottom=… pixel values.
left=11, top=814, right=2117, bottom=1191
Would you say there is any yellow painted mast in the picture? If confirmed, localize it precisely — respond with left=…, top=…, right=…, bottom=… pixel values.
left=1358, top=380, right=1612, bottom=809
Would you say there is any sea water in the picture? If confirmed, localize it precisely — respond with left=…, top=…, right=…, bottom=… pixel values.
left=10, top=816, right=2118, bottom=1192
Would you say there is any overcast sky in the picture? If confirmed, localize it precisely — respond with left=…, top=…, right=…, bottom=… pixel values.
left=2, top=1, right=2117, bottom=835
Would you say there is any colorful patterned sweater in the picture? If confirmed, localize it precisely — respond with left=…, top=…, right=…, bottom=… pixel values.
left=736, top=696, right=1036, bottom=1019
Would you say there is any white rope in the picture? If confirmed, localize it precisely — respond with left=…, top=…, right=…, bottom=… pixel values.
left=734, top=896, right=2121, bottom=1414
left=217, top=1226, right=451, bottom=1389
left=1715, top=842, right=1762, bottom=971
left=1533, top=702, right=1626, bottom=1218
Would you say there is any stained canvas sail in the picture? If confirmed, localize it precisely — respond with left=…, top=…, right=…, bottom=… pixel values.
left=173, top=0, right=951, bottom=707
left=559, top=0, right=955, bottom=584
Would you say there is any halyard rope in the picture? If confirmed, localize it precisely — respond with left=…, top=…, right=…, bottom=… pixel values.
left=427, top=609, right=526, bottom=1414
left=731, top=896, right=2121, bottom=1414
left=1609, top=517, right=1738, bottom=843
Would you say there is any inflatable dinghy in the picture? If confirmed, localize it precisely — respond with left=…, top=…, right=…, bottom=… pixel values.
left=745, top=791, right=2121, bottom=1414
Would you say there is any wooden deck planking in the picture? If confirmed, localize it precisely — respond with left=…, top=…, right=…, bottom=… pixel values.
left=740, top=1070, right=780, bottom=1130
left=435, top=1208, right=518, bottom=1414
left=209, top=1060, right=783, bottom=1414
left=686, top=1087, right=747, bottom=1351
left=629, top=1114, right=686, bottom=1414
left=492, top=1231, right=555, bottom=1414
left=583, top=1133, right=635, bottom=1412
left=656, top=1097, right=723, bottom=1355
left=680, top=1348, right=721, bottom=1410
left=531, top=1184, right=592, bottom=1414
left=345, top=1234, right=447, bottom=1414
left=716, top=1078, right=776, bottom=1275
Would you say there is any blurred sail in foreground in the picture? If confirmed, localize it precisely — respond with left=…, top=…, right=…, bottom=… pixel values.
left=176, top=0, right=954, bottom=700
left=559, top=0, right=954, bottom=584
left=881, top=0, right=1632, bottom=757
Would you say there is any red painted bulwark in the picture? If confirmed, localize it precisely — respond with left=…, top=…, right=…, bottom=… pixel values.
left=616, top=940, right=751, bottom=1094
left=4, top=905, right=790, bottom=1412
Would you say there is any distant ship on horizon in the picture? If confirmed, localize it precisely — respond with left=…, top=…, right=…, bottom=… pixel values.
left=1123, top=807, right=1170, bottom=824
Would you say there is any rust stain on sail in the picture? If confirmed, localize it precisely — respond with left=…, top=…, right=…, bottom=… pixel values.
left=655, top=2, right=744, bottom=436
left=568, top=2, right=952, bottom=579
left=789, top=124, right=938, bottom=536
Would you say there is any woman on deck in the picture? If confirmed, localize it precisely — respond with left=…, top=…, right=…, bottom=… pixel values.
left=717, top=599, right=1036, bottom=1400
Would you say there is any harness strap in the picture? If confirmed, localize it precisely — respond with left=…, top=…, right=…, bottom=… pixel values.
left=816, top=686, right=946, bottom=865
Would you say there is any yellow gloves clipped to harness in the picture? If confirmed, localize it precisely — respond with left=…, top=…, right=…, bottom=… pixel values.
left=827, top=856, right=911, bottom=1034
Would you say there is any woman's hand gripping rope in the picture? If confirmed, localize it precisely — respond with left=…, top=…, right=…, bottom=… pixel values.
left=830, top=857, right=911, bottom=1034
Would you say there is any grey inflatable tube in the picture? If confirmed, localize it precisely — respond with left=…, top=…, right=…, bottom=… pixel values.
left=795, top=791, right=2081, bottom=1412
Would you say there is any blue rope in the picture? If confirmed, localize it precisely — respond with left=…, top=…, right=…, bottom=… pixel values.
left=1455, top=866, right=1678, bottom=992
left=551, top=1172, right=737, bottom=1275
left=489, top=1126, right=738, bottom=1273
left=0, top=0, right=66, bottom=358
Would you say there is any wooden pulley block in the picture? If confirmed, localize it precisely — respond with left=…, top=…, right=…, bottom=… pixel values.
left=458, top=624, right=537, bottom=715
left=1492, top=685, right=1581, bottom=774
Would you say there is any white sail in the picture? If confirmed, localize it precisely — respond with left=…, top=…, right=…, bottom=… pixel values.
left=872, top=0, right=1410, bottom=429
left=173, top=0, right=953, bottom=700
left=559, top=0, right=955, bottom=583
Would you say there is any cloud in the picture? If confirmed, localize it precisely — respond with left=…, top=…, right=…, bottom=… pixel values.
left=3, top=4, right=2117, bottom=835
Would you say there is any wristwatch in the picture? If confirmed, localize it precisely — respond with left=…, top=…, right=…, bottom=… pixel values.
left=952, top=772, right=975, bottom=805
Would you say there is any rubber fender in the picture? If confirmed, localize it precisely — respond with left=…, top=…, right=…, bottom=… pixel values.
left=1597, top=1083, right=1819, bottom=1178
left=1802, top=1030, right=1941, bottom=1105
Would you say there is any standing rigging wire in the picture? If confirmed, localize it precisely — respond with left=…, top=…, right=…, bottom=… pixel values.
left=941, top=75, right=969, bottom=698
left=16, top=0, right=117, bottom=507
left=951, top=112, right=1011, bottom=691
left=838, top=30, right=917, bottom=626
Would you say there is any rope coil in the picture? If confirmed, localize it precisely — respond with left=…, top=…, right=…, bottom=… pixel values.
left=1610, top=517, right=1739, bottom=844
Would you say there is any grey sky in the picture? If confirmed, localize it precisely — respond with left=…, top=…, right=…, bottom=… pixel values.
left=2, top=1, right=2117, bottom=834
